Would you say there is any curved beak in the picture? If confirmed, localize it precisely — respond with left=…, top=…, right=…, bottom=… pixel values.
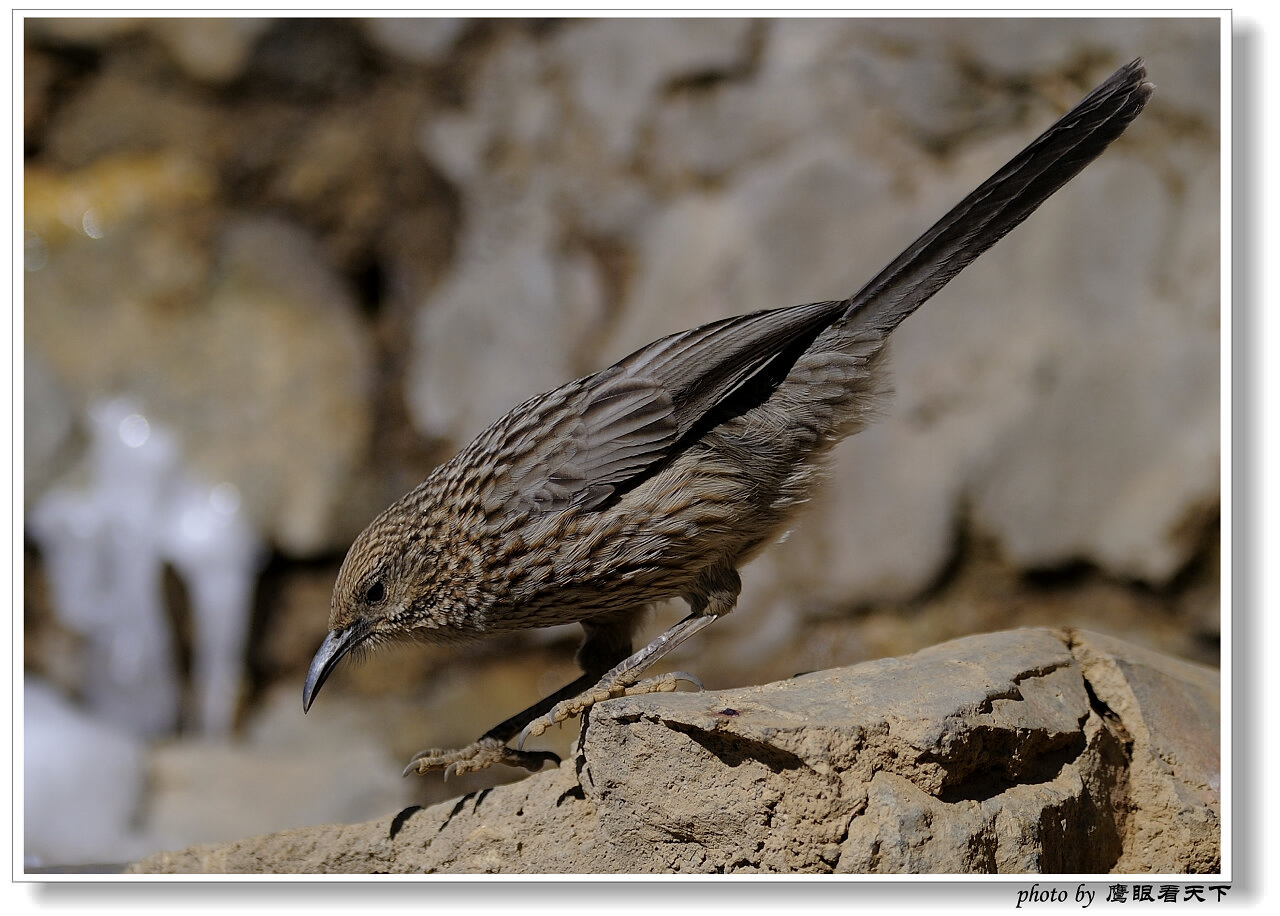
left=302, top=624, right=367, bottom=713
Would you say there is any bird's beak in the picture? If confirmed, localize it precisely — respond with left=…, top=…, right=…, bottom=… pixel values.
left=303, top=624, right=367, bottom=713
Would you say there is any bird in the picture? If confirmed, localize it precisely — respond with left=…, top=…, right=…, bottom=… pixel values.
left=303, top=59, right=1154, bottom=777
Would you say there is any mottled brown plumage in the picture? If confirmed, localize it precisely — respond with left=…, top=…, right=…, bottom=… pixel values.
left=304, top=60, right=1154, bottom=776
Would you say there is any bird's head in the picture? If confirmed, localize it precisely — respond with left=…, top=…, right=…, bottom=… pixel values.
left=302, top=502, right=432, bottom=713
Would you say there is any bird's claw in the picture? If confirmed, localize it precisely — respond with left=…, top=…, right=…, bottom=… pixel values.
left=403, top=737, right=559, bottom=777
left=516, top=670, right=704, bottom=749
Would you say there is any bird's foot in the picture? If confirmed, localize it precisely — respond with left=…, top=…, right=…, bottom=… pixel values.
left=517, top=670, right=703, bottom=748
left=403, top=736, right=560, bottom=778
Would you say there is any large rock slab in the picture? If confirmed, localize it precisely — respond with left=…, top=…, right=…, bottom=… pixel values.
left=128, top=628, right=1219, bottom=874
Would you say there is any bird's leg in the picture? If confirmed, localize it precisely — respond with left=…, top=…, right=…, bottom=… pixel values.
left=517, top=613, right=716, bottom=746
left=518, top=561, right=741, bottom=746
left=404, top=611, right=644, bottom=777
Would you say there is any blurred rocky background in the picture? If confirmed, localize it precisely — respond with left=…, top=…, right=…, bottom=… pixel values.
left=21, top=16, right=1220, bottom=869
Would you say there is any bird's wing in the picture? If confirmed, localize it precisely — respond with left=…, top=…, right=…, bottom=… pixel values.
left=610, top=299, right=844, bottom=436
left=501, top=371, right=678, bottom=514
left=498, top=299, right=846, bottom=515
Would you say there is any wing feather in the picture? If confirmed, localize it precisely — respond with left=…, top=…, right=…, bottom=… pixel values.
left=508, top=300, right=846, bottom=514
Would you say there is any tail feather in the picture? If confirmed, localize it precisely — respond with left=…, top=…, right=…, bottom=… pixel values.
left=844, top=58, right=1154, bottom=337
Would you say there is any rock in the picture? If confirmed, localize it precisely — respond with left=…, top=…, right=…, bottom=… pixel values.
left=40, top=67, right=221, bottom=169
left=408, top=237, right=608, bottom=444
left=139, top=685, right=414, bottom=856
left=968, top=155, right=1219, bottom=583
left=551, top=19, right=755, bottom=161
left=28, top=15, right=271, bottom=77
left=23, top=45, right=56, bottom=132
left=29, top=17, right=273, bottom=85
left=146, top=18, right=272, bottom=83
left=1066, top=630, right=1220, bottom=874
left=194, top=217, right=377, bottom=555
left=24, top=16, right=141, bottom=45
left=127, top=628, right=1220, bottom=874
left=238, top=19, right=374, bottom=100
left=25, top=160, right=378, bottom=555
left=360, top=17, right=468, bottom=65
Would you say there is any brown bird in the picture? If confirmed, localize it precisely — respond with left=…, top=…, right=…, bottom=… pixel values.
left=304, top=59, right=1154, bottom=777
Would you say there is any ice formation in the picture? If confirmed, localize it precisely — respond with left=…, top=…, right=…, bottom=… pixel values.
left=23, top=676, right=150, bottom=867
left=28, top=399, right=265, bottom=737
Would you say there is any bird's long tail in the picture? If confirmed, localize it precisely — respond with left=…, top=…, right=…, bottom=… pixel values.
left=843, top=57, right=1154, bottom=337
left=730, top=58, right=1155, bottom=469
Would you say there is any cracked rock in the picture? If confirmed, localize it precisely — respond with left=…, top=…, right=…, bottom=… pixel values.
left=128, top=628, right=1219, bottom=874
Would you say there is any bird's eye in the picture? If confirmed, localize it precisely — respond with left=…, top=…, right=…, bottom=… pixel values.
left=364, top=580, right=386, bottom=605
